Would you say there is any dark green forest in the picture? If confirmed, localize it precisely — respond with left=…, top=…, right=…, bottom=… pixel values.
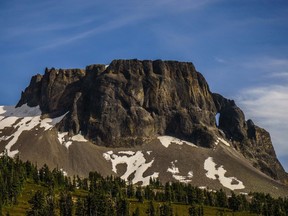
left=0, top=153, right=288, bottom=215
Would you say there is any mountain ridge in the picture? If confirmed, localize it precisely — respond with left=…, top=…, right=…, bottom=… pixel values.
left=1, top=59, right=287, bottom=196
left=16, top=59, right=287, bottom=181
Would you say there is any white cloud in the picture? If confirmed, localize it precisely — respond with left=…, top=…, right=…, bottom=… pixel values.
left=2, top=0, right=218, bottom=53
left=241, top=57, right=288, bottom=73
left=214, top=57, right=227, bottom=64
left=34, top=14, right=146, bottom=51
left=232, top=56, right=288, bottom=171
left=237, top=85, right=288, bottom=160
left=267, top=72, right=288, bottom=80
left=3, top=18, right=96, bottom=38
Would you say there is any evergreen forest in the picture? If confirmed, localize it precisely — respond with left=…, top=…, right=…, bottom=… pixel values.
left=0, top=153, right=288, bottom=215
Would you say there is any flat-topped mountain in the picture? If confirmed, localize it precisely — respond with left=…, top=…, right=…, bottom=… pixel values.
left=1, top=59, right=287, bottom=196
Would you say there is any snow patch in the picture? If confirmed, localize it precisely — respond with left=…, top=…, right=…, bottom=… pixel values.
left=147, top=151, right=152, bottom=155
left=103, top=151, right=113, bottom=160
left=0, top=104, right=67, bottom=157
left=0, top=106, right=6, bottom=115
left=167, top=161, right=193, bottom=183
left=118, top=151, right=135, bottom=156
left=71, top=134, right=87, bottom=142
left=60, top=168, right=68, bottom=176
left=0, top=135, right=11, bottom=141
left=0, top=116, right=19, bottom=130
left=103, top=151, right=158, bottom=186
left=57, top=132, right=88, bottom=149
left=58, top=132, right=68, bottom=144
left=215, top=137, right=230, bottom=147
left=172, top=175, right=190, bottom=183
left=204, top=157, right=245, bottom=190
left=65, top=141, right=72, bottom=148
left=240, top=192, right=248, bottom=196
left=167, top=161, right=180, bottom=174
left=57, top=132, right=72, bottom=148
left=158, top=136, right=197, bottom=148
left=218, top=137, right=230, bottom=146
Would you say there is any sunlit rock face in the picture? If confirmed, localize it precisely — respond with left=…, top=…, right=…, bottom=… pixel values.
left=9, top=59, right=288, bottom=182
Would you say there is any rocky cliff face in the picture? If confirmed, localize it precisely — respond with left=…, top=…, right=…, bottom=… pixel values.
left=17, top=59, right=287, bottom=182
left=213, top=93, right=287, bottom=181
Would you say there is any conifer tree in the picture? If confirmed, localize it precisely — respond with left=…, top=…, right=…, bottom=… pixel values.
left=116, top=198, right=129, bottom=216
left=46, top=187, right=56, bottom=216
left=159, top=203, right=173, bottom=216
left=188, top=204, right=198, bottom=216
left=75, top=197, right=85, bottom=216
left=26, top=190, right=47, bottom=216
left=164, top=182, right=172, bottom=202
left=136, top=186, right=143, bottom=203
left=216, top=189, right=227, bottom=208
left=144, top=185, right=154, bottom=201
left=127, top=180, right=134, bottom=198
left=146, top=200, right=155, bottom=216
left=132, top=207, right=140, bottom=216
left=59, top=191, right=73, bottom=216
left=228, top=191, right=240, bottom=211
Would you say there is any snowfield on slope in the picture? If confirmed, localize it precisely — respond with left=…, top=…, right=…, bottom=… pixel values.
left=158, top=136, right=197, bottom=148
left=215, top=137, right=230, bottom=146
left=103, top=151, right=159, bottom=186
left=167, top=160, right=193, bottom=183
left=204, top=157, right=245, bottom=190
left=57, top=132, right=88, bottom=149
left=0, top=104, right=67, bottom=157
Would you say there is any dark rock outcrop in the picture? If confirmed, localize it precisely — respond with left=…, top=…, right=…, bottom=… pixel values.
left=18, top=60, right=217, bottom=147
left=17, top=59, right=287, bottom=182
left=212, top=93, right=287, bottom=181
left=17, top=67, right=87, bottom=117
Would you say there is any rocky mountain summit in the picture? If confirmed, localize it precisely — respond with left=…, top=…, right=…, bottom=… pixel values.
left=16, top=59, right=287, bottom=183
left=1, top=59, right=287, bottom=196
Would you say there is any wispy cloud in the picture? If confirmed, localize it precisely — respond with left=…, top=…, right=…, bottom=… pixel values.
left=3, top=18, right=97, bottom=38
left=267, top=72, right=288, bottom=80
left=214, top=57, right=227, bottom=64
left=238, top=85, right=288, bottom=123
left=34, top=14, right=147, bottom=51
left=2, top=0, right=218, bottom=53
left=241, top=57, right=288, bottom=71
left=235, top=56, right=288, bottom=168
left=40, top=0, right=216, bottom=48
left=238, top=85, right=288, bottom=156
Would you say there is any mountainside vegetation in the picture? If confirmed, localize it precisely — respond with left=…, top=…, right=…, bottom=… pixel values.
left=1, top=154, right=288, bottom=216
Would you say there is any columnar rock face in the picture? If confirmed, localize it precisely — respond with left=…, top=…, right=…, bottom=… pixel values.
left=17, top=59, right=287, bottom=182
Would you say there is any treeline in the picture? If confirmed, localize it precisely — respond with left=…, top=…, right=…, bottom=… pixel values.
left=0, top=152, right=76, bottom=215
left=0, top=154, right=33, bottom=212
left=1, top=154, right=288, bottom=215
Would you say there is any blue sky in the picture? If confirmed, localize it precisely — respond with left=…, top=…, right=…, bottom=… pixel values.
left=0, top=0, right=288, bottom=171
